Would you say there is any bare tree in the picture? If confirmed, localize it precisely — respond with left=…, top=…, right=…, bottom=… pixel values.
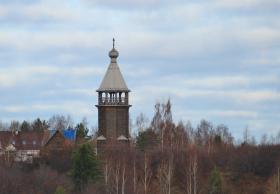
left=196, top=120, right=213, bottom=154
left=121, top=164, right=126, bottom=194
left=133, top=156, right=137, bottom=194
left=158, top=154, right=174, bottom=194
left=140, top=153, right=152, bottom=194
left=136, top=113, right=149, bottom=133
left=276, top=131, right=280, bottom=144
left=151, top=102, right=163, bottom=133
left=66, top=115, right=74, bottom=129
left=186, top=121, right=194, bottom=144
left=113, top=162, right=121, bottom=194
left=163, top=99, right=172, bottom=125
left=266, top=167, right=280, bottom=194
left=243, top=126, right=250, bottom=144
left=9, top=120, right=20, bottom=131
left=215, top=124, right=233, bottom=145
left=82, top=117, right=88, bottom=128
left=187, top=151, right=198, bottom=194
left=103, top=158, right=112, bottom=193
left=151, top=100, right=175, bottom=151
left=48, top=114, right=74, bottom=130
left=173, top=121, right=190, bottom=151
left=261, top=134, right=268, bottom=145
left=0, top=120, right=8, bottom=131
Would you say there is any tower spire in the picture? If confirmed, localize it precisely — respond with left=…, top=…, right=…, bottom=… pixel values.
left=109, top=38, right=119, bottom=62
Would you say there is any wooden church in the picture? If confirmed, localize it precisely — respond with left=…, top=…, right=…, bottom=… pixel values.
left=96, top=39, right=131, bottom=146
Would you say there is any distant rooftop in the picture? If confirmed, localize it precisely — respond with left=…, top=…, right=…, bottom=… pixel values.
left=49, top=129, right=76, bottom=142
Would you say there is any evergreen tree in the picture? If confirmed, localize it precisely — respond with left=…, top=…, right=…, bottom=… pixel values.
left=54, top=186, right=65, bottom=194
left=71, top=143, right=100, bottom=192
left=20, top=121, right=31, bottom=131
left=208, top=167, right=223, bottom=194
left=136, top=128, right=158, bottom=151
left=75, top=123, right=89, bottom=138
left=32, top=118, right=48, bottom=131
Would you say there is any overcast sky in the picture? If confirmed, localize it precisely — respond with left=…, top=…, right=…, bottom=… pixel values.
left=0, top=0, right=279, bottom=140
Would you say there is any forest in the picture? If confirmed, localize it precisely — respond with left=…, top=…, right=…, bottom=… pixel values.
left=0, top=100, right=280, bottom=194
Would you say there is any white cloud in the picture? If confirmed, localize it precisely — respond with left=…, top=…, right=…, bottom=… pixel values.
left=0, top=31, right=108, bottom=51
left=182, top=76, right=251, bottom=88
left=184, top=89, right=280, bottom=103
left=0, top=66, right=57, bottom=88
left=0, top=2, right=80, bottom=22
left=236, top=27, right=280, bottom=48
left=135, top=83, right=280, bottom=104
left=212, top=110, right=259, bottom=118
left=214, top=0, right=280, bottom=9
left=2, top=105, right=27, bottom=113
left=169, top=75, right=279, bottom=88
left=41, top=88, right=95, bottom=97
left=243, top=57, right=280, bottom=67
left=177, top=109, right=259, bottom=120
left=0, top=65, right=104, bottom=88
left=82, top=0, right=280, bottom=11
left=247, top=118, right=280, bottom=134
left=34, top=101, right=93, bottom=116
left=0, top=8, right=278, bottom=62
left=64, top=67, right=104, bottom=77
left=23, top=4, right=79, bottom=21
left=82, top=0, right=164, bottom=9
left=3, top=101, right=94, bottom=116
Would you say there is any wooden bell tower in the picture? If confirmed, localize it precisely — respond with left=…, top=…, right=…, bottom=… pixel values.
left=96, top=39, right=131, bottom=143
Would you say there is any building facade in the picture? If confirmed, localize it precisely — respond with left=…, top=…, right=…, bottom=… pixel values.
left=43, top=129, right=76, bottom=151
left=0, top=131, right=45, bottom=163
left=0, top=129, right=76, bottom=163
left=96, top=40, right=131, bottom=143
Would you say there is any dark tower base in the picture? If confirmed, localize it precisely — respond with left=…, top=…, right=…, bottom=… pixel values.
left=96, top=105, right=130, bottom=139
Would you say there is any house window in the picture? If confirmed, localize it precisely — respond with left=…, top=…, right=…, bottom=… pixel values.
left=33, top=140, right=36, bottom=145
left=22, top=140, right=26, bottom=145
left=12, top=140, right=15, bottom=145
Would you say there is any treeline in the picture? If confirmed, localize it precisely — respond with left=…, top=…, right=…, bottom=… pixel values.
left=97, top=100, right=280, bottom=194
left=0, top=118, right=49, bottom=132
left=0, top=115, right=90, bottom=138
left=1, top=100, right=280, bottom=194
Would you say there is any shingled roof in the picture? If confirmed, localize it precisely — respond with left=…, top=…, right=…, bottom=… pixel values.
left=0, top=131, right=45, bottom=150
left=97, top=41, right=129, bottom=92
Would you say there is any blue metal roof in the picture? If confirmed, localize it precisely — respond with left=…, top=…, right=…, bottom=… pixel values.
left=50, top=129, right=76, bottom=141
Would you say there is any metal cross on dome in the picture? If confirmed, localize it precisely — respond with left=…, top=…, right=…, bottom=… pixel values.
left=113, top=38, right=115, bottom=48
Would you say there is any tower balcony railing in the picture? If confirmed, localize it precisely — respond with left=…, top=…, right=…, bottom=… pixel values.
left=99, top=97, right=128, bottom=105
